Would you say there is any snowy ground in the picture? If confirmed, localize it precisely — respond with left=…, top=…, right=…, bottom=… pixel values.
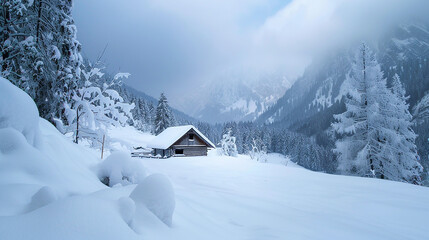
left=2, top=123, right=429, bottom=240
left=142, top=155, right=429, bottom=240
left=1, top=78, right=429, bottom=240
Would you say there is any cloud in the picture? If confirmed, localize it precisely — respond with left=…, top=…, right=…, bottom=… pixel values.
left=74, top=0, right=277, bottom=96
left=250, top=0, right=429, bottom=76
left=73, top=0, right=429, bottom=104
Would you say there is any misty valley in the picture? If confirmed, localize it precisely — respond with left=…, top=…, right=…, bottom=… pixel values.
left=1, top=1, right=429, bottom=240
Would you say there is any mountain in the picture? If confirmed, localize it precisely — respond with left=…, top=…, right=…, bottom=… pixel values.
left=177, top=71, right=291, bottom=124
left=258, top=23, right=429, bottom=136
left=119, top=85, right=198, bottom=124
left=256, top=23, right=429, bottom=182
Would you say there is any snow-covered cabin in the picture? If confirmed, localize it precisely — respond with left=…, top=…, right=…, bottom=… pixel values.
left=148, top=125, right=216, bottom=158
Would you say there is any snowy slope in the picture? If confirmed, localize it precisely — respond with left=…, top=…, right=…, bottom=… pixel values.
left=140, top=155, right=429, bottom=240
left=1, top=77, right=429, bottom=240
left=2, top=123, right=429, bottom=240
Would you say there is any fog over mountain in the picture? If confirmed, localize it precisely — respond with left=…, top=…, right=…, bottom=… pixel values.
left=73, top=0, right=429, bottom=121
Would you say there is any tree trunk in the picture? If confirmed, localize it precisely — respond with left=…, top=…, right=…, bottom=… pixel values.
left=101, top=134, right=105, bottom=160
left=36, top=0, right=43, bottom=44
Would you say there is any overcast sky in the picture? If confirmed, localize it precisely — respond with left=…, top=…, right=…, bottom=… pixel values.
left=73, top=0, right=429, bottom=102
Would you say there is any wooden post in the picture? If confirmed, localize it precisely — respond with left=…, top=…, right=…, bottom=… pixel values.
left=101, top=134, right=105, bottom=160
left=75, top=107, right=79, bottom=144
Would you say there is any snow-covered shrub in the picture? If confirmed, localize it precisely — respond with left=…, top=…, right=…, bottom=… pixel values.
left=130, top=174, right=175, bottom=227
left=249, top=138, right=268, bottom=162
left=62, top=67, right=134, bottom=146
left=97, top=152, right=146, bottom=187
left=220, top=129, right=238, bottom=157
left=0, top=77, right=41, bottom=148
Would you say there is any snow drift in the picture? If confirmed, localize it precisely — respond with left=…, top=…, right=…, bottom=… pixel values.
left=0, top=76, right=428, bottom=240
left=0, top=78, right=176, bottom=239
left=0, top=77, right=41, bottom=148
left=130, top=174, right=175, bottom=227
left=0, top=77, right=104, bottom=215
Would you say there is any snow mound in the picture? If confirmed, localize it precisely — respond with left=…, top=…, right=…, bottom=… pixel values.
left=0, top=127, right=61, bottom=186
left=0, top=127, right=28, bottom=154
left=0, top=77, right=41, bottom=148
left=130, top=174, right=175, bottom=227
left=0, top=79, right=104, bottom=216
left=98, top=151, right=147, bottom=187
left=118, top=197, right=136, bottom=226
left=26, top=186, right=57, bottom=212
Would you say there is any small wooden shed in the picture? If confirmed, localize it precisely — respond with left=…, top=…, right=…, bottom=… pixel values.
left=148, top=125, right=216, bottom=158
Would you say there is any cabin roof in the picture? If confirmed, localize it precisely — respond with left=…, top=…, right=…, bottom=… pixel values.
left=148, top=125, right=216, bottom=149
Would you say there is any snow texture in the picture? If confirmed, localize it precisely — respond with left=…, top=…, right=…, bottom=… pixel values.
left=118, top=197, right=136, bottom=226
left=0, top=77, right=41, bottom=148
left=26, top=186, right=57, bottom=212
left=0, top=77, right=428, bottom=240
left=148, top=125, right=215, bottom=149
left=130, top=174, right=175, bottom=227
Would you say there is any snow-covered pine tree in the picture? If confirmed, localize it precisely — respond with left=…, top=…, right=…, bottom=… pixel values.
left=154, top=93, right=174, bottom=135
left=146, top=101, right=155, bottom=131
left=53, top=0, right=83, bottom=121
left=31, top=0, right=62, bottom=119
left=130, top=97, right=153, bottom=132
left=0, top=1, right=41, bottom=98
left=385, top=74, right=423, bottom=184
left=220, top=129, right=238, bottom=157
left=333, top=43, right=380, bottom=177
left=333, top=44, right=423, bottom=184
left=131, top=97, right=144, bottom=130
left=0, top=0, right=82, bottom=120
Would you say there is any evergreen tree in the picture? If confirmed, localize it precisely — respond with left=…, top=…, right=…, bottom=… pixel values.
left=147, top=101, right=155, bottom=131
left=386, top=74, right=423, bottom=183
left=333, top=44, right=381, bottom=177
left=220, top=129, right=238, bottom=157
left=0, top=0, right=82, bottom=121
left=332, top=44, right=422, bottom=184
left=53, top=0, right=83, bottom=120
left=0, top=1, right=40, bottom=98
left=154, top=93, right=174, bottom=135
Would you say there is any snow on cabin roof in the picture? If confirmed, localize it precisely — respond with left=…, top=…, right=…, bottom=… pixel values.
left=148, top=125, right=216, bottom=149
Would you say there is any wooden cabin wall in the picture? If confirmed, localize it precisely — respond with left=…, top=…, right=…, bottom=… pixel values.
left=173, top=129, right=206, bottom=146
left=172, top=146, right=208, bottom=156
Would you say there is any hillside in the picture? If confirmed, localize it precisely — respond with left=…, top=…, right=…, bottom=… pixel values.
left=2, top=124, right=429, bottom=240
left=118, top=85, right=198, bottom=124
left=1, top=77, right=428, bottom=240
left=258, top=23, right=429, bottom=131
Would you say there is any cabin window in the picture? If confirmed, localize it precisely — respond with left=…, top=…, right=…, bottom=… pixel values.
left=175, top=149, right=184, bottom=155
left=189, top=134, right=194, bottom=141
